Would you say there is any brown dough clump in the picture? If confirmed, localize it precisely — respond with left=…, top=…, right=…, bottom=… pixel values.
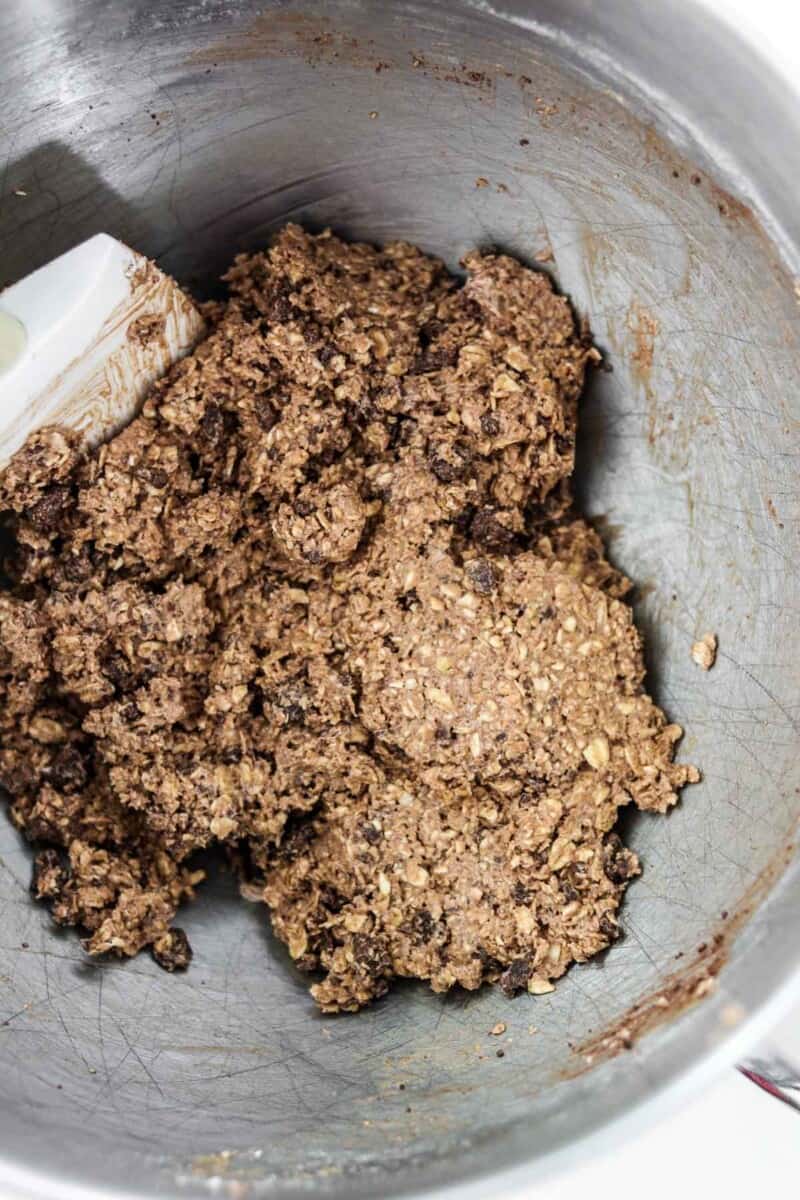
left=0, top=226, right=697, bottom=1006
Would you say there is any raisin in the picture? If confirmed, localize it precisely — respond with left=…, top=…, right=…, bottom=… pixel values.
left=101, top=649, right=134, bottom=694
left=47, top=745, right=88, bottom=794
left=200, top=403, right=225, bottom=444
left=429, top=442, right=471, bottom=483
left=409, top=346, right=458, bottom=374
left=519, top=774, right=547, bottom=804
left=420, top=319, right=444, bottom=344
left=476, top=947, right=503, bottom=975
left=26, top=484, right=72, bottom=533
left=465, top=558, right=496, bottom=594
left=499, top=957, right=531, bottom=997
left=599, top=913, right=621, bottom=942
left=151, top=467, right=169, bottom=488
left=255, top=397, right=277, bottom=431
left=280, top=812, right=317, bottom=862
left=318, top=884, right=345, bottom=914
left=266, top=281, right=295, bottom=322
left=409, top=908, right=435, bottom=943
left=360, top=822, right=382, bottom=846
left=559, top=863, right=587, bottom=899
left=61, top=547, right=93, bottom=583
left=396, top=588, right=419, bottom=611
left=352, top=933, right=391, bottom=977
left=470, top=507, right=514, bottom=552
left=274, top=684, right=308, bottom=726
left=603, top=833, right=637, bottom=883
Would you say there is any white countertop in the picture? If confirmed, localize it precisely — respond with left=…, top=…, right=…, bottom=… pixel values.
left=525, top=1071, right=800, bottom=1200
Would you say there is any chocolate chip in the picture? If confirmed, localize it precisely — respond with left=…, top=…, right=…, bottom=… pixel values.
left=480, top=412, right=500, bottom=437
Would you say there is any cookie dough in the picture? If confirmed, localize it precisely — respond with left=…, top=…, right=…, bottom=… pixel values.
left=0, top=226, right=697, bottom=1009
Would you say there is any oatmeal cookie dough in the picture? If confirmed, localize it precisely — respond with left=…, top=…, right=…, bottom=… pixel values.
left=263, top=759, right=640, bottom=1013
left=0, top=225, right=697, bottom=1002
left=325, top=526, right=691, bottom=810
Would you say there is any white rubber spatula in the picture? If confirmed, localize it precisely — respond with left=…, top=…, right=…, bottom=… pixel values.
left=0, top=234, right=205, bottom=468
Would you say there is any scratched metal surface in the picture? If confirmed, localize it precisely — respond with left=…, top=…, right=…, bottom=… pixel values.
left=0, top=1, right=799, bottom=1197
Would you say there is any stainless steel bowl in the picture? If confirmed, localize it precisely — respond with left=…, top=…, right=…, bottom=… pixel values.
left=0, top=2, right=799, bottom=1197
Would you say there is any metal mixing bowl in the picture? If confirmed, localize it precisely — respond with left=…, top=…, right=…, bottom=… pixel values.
left=0, top=2, right=799, bottom=1197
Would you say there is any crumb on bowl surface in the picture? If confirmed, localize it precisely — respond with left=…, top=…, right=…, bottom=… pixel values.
left=691, top=632, right=718, bottom=671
